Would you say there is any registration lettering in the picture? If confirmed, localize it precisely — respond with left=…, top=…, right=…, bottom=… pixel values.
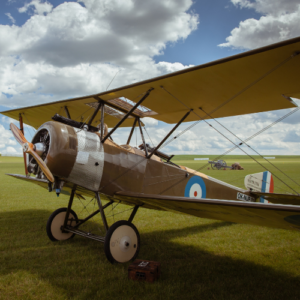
left=237, top=192, right=254, bottom=202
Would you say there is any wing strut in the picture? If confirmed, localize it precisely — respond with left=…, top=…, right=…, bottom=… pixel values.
left=101, top=87, right=154, bottom=143
left=19, top=113, right=28, bottom=176
left=64, top=106, right=71, bottom=119
left=88, top=101, right=102, bottom=126
left=148, top=109, right=192, bottom=159
left=127, top=118, right=138, bottom=145
left=138, top=118, right=148, bottom=157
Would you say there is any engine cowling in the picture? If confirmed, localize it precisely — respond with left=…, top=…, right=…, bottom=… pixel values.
left=28, top=121, right=104, bottom=191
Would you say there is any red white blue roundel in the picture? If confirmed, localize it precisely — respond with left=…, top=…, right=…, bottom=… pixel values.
left=184, top=176, right=206, bottom=199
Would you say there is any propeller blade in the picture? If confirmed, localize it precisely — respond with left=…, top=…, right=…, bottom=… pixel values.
left=10, top=123, right=27, bottom=145
left=27, top=147, right=54, bottom=182
left=10, top=123, right=54, bottom=183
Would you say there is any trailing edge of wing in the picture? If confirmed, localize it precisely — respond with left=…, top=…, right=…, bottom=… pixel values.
left=1, top=37, right=300, bottom=129
left=114, top=191, right=300, bottom=231
left=251, top=192, right=300, bottom=205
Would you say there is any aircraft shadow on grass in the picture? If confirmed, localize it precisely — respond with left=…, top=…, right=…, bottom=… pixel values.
left=0, top=209, right=299, bottom=300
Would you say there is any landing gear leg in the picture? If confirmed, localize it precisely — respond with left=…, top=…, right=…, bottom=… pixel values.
left=46, top=184, right=78, bottom=241
left=104, top=205, right=140, bottom=264
left=47, top=187, right=141, bottom=264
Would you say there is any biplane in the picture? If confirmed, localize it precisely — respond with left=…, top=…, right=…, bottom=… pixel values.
left=2, top=37, right=300, bottom=264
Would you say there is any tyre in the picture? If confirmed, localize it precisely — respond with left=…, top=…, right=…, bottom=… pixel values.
left=46, top=207, right=78, bottom=242
left=104, top=220, right=140, bottom=264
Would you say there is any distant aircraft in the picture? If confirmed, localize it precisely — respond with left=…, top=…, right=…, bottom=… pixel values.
left=2, top=37, right=300, bottom=264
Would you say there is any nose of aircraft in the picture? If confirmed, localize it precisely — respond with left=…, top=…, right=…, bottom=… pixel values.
left=10, top=123, right=54, bottom=182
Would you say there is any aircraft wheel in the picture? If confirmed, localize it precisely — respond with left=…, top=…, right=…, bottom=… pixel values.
left=104, top=220, right=140, bottom=264
left=46, top=207, right=78, bottom=242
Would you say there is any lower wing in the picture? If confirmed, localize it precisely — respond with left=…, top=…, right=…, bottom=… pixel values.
left=114, top=191, right=300, bottom=231
left=251, top=192, right=300, bottom=206
left=7, top=174, right=300, bottom=231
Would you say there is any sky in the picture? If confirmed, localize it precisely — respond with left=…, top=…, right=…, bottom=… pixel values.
left=0, top=0, right=300, bottom=157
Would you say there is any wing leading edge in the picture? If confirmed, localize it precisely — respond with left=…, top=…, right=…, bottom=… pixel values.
left=114, top=191, right=300, bottom=231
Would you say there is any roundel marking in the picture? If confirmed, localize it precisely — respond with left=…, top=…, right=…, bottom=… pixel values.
left=184, top=176, right=206, bottom=199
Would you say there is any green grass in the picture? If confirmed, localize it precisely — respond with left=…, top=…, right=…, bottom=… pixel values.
left=0, top=156, right=300, bottom=300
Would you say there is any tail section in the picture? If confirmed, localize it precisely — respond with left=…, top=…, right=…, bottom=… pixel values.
left=244, top=171, right=274, bottom=203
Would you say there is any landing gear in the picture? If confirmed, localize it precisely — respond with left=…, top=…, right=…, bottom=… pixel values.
left=46, top=207, right=78, bottom=241
left=47, top=184, right=140, bottom=263
left=104, top=220, right=140, bottom=264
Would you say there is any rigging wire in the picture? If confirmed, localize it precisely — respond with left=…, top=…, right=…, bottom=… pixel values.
left=73, top=106, right=93, bottom=122
left=143, top=124, right=154, bottom=147
left=106, top=69, right=120, bottom=91
left=200, top=107, right=300, bottom=189
left=161, top=119, right=202, bottom=149
left=135, top=124, right=138, bottom=147
left=160, top=86, right=299, bottom=195
left=197, top=105, right=300, bottom=169
left=94, top=51, right=300, bottom=195
left=106, top=206, right=135, bottom=218
left=159, top=52, right=299, bottom=149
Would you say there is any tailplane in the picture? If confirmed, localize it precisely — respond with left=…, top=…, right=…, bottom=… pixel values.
left=244, top=171, right=274, bottom=203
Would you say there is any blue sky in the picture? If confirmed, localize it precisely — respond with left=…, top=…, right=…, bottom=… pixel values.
left=0, top=0, right=300, bottom=156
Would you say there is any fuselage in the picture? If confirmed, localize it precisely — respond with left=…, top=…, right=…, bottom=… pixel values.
left=29, top=121, right=252, bottom=203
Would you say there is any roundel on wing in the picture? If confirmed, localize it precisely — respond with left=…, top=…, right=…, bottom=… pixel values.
left=184, top=176, right=206, bottom=199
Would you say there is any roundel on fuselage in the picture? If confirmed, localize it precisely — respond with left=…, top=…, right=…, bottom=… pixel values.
left=184, top=176, right=206, bottom=199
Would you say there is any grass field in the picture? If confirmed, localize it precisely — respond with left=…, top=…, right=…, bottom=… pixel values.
left=0, top=155, right=300, bottom=300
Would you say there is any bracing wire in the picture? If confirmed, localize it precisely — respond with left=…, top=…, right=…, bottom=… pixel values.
left=200, top=107, right=300, bottom=189
left=106, top=69, right=120, bottom=91
left=94, top=51, right=300, bottom=195
left=143, top=124, right=154, bottom=147
left=160, top=86, right=300, bottom=195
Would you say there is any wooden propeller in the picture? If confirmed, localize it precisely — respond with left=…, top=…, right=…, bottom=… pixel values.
left=10, top=123, right=54, bottom=182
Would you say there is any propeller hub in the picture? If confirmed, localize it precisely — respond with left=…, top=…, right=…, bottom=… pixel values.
left=23, top=142, right=29, bottom=153
left=34, top=142, right=46, bottom=156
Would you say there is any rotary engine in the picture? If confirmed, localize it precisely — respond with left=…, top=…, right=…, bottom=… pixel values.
left=26, top=121, right=104, bottom=192
left=27, top=129, right=50, bottom=178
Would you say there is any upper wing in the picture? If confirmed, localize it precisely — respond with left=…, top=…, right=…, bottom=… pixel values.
left=2, top=37, right=300, bottom=129
left=114, top=191, right=300, bottom=231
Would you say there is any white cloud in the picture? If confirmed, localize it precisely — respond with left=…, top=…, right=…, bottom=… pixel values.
left=5, top=13, right=16, bottom=24
left=0, top=0, right=201, bottom=153
left=220, top=0, right=300, bottom=49
left=2, top=0, right=198, bottom=66
left=231, top=0, right=300, bottom=16
left=18, top=0, right=53, bottom=15
left=0, top=144, right=22, bottom=155
left=142, top=117, right=158, bottom=127
left=0, top=0, right=198, bottom=108
left=6, top=146, right=17, bottom=153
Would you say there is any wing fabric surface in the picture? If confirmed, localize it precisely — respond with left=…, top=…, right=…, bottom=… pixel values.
left=7, top=174, right=300, bottom=231
left=252, top=192, right=300, bottom=205
left=114, top=191, right=300, bottom=231
left=6, top=174, right=95, bottom=198
left=2, top=37, right=300, bottom=129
